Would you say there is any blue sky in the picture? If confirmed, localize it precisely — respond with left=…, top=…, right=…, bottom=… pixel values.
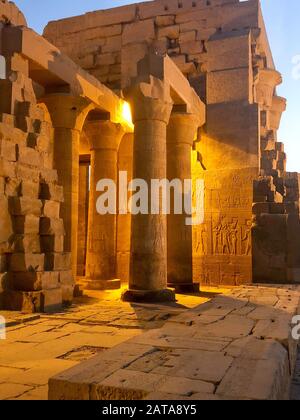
left=13, top=0, right=300, bottom=172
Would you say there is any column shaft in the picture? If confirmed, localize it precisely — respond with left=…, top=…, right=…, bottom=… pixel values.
left=43, top=95, right=93, bottom=278
left=130, top=119, right=167, bottom=291
left=167, top=113, right=201, bottom=292
left=122, top=76, right=175, bottom=302
left=53, top=127, right=80, bottom=275
left=85, top=120, right=124, bottom=290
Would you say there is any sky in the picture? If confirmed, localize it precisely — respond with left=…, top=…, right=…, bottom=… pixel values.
left=12, top=0, right=300, bottom=172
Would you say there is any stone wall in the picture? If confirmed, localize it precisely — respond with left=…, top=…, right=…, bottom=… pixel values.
left=44, top=0, right=268, bottom=92
left=0, top=35, right=74, bottom=311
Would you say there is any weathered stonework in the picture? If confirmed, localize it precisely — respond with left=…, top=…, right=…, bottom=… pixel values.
left=48, top=285, right=300, bottom=400
left=1, top=0, right=300, bottom=401
left=44, top=0, right=300, bottom=287
left=1, top=0, right=300, bottom=308
left=0, top=18, right=72, bottom=311
left=0, top=1, right=132, bottom=311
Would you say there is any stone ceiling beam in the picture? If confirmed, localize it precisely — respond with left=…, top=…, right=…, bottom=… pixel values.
left=1, top=25, right=133, bottom=132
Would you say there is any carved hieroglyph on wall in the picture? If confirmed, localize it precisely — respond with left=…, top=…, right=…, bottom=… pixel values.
left=192, top=167, right=256, bottom=286
left=194, top=218, right=251, bottom=257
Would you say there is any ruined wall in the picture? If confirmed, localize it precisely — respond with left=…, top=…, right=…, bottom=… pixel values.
left=0, top=19, right=74, bottom=311
left=44, top=0, right=261, bottom=286
left=44, top=0, right=299, bottom=286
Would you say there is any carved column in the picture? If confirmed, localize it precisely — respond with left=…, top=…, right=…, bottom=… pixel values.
left=122, top=76, right=175, bottom=302
left=85, top=120, right=124, bottom=290
left=167, top=113, right=201, bottom=292
left=43, top=95, right=93, bottom=277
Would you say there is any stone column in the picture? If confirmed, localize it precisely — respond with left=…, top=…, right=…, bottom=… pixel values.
left=122, top=76, right=175, bottom=302
left=167, top=113, right=201, bottom=293
left=43, top=95, right=93, bottom=277
left=85, top=120, right=124, bottom=290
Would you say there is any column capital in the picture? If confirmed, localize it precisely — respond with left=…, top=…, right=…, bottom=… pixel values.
left=269, top=96, right=286, bottom=131
left=42, top=94, right=94, bottom=131
left=124, top=76, right=173, bottom=124
left=84, top=120, right=125, bottom=151
left=254, top=68, right=282, bottom=108
left=167, top=113, right=203, bottom=146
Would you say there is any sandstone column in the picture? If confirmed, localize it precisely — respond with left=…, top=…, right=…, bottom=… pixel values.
left=167, top=113, right=201, bottom=293
left=122, top=76, right=175, bottom=302
left=85, top=120, right=124, bottom=290
left=43, top=95, right=93, bottom=277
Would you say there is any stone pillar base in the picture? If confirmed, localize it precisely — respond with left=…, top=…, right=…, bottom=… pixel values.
left=84, top=279, right=121, bottom=291
left=122, top=289, right=176, bottom=303
left=168, top=283, right=200, bottom=294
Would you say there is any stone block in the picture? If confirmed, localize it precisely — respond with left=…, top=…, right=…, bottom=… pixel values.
left=122, top=20, right=155, bottom=45
left=0, top=197, right=13, bottom=243
left=95, top=53, right=117, bottom=67
left=40, top=169, right=58, bottom=184
left=216, top=355, right=290, bottom=400
left=5, top=177, right=20, bottom=196
left=180, top=40, right=204, bottom=54
left=0, top=176, right=4, bottom=195
left=13, top=215, right=40, bottom=235
left=41, top=288, right=63, bottom=313
left=40, top=183, right=64, bottom=202
left=0, top=138, right=17, bottom=161
left=3, top=290, right=43, bottom=313
left=93, top=370, right=165, bottom=400
left=179, top=30, right=196, bottom=44
left=157, top=377, right=214, bottom=397
left=42, top=200, right=60, bottom=218
left=9, top=253, right=45, bottom=272
left=40, top=235, right=64, bottom=253
left=18, top=146, right=42, bottom=167
left=0, top=158, right=16, bottom=178
left=157, top=25, right=179, bottom=40
left=10, top=271, right=59, bottom=291
left=10, top=234, right=41, bottom=253
left=207, top=33, right=250, bottom=72
left=40, top=217, right=65, bottom=235
left=9, top=197, right=42, bottom=216
left=16, top=164, right=39, bottom=182
left=155, top=15, right=175, bottom=27
left=45, top=253, right=71, bottom=271
left=102, top=36, right=122, bottom=53
left=59, top=270, right=74, bottom=286
left=19, top=180, right=40, bottom=198
left=207, top=68, right=251, bottom=104
left=61, top=284, right=74, bottom=304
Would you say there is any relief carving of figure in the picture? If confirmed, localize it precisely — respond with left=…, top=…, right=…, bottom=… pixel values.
left=221, top=220, right=230, bottom=255
left=229, top=220, right=238, bottom=255
left=196, top=225, right=208, bottom=255
left=242, top=221, right=252, bottom=256
left=213, top=223, right=222, bottom=254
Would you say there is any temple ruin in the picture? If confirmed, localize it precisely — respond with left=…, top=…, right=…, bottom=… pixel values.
left=0, top=0, right=300, bottom=313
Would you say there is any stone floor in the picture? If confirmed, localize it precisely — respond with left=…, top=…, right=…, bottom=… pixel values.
left=48, top=285, right=300, bottom=401
left=0, top=285, right=227, bottom=400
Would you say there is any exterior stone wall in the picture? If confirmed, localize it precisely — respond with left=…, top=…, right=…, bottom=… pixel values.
left=0, top=42, right=74, bottom=311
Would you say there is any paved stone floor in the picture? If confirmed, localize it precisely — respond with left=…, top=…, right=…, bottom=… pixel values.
left=48, top=285, right=300, bottom=401
left=0, top=285, right=227, bottom=400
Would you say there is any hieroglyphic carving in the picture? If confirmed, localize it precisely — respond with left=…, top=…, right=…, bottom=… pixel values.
left=194, top=224, right=208, bottom=255
left=241, top=220, right=252, bottom=256
left=209, top=218, right=252, bottom=256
